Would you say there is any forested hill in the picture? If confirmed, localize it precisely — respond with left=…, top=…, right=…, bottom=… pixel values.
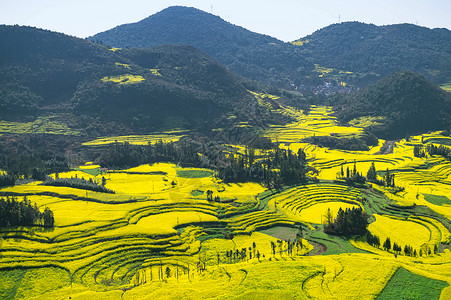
left=0, top=25, right=294, bottom=136
left=91, top=7, right=451, bottom=88
left=89, top=6, right=313, bottom=88
left=299, top=22, right=451, bottom=85
left=335, top=70, right=451, bottom=139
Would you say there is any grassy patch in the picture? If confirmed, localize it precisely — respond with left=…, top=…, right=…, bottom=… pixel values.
left=190, top=189, right=204, bottom=197
left=73, top=167, right=102, bottom=177
left=0, top=268, right=26, bottom=300
left=176, top=169, right=213, bottom=178
left=424, top=137, right=451, bottom=146
left=377, top=267, right=448, bottom=300
left=0, top=116, right=80, bottom=136
left=307, top=230, right=368, bottom=255
left=0, top=267, right=71, bottom=300
left=424, top=194, right=451, bottom=206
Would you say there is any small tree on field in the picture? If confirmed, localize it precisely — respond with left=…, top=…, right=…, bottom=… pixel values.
left=383, top=237, right=391, bottom=251
left=367, top=162, right=377, bottom=182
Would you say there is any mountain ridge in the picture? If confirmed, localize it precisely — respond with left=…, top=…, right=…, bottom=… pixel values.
left=335, top=70, right=451, bottom=139
left=90, top=6, right=451, bottom=88
left=0, top=25, right=293, bottom=137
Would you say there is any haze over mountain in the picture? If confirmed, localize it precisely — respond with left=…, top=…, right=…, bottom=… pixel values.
left=0, top=25, right=288, bottom=137
left=90, top=6, right=451, bottom=88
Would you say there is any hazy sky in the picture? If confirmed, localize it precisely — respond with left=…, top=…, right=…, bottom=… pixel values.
left=1, top=0, right=450, bottom=41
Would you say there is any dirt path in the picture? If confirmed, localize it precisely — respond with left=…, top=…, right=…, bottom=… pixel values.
left=307, top=241, right=327, bottom=256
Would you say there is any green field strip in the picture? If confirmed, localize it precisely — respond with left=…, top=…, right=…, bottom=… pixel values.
left=424, top=194, right=451, bottom=206
left=377, top=267, right=449, bottom=300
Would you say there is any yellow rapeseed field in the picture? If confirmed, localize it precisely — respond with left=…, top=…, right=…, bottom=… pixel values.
left=368, top=214, right=431, bottom=249
left=2, top=104, right=451, bottom=299
left=297, top=202, right=360, bottom=224
left=101, top=74, right=145, bottom=84
left=82, top=131, right=187, bottom=146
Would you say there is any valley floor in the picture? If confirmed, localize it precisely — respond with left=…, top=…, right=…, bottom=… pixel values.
left=1, top=105, right=451, bottom=299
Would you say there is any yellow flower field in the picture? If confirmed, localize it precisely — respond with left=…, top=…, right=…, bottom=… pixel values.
left=2, top=104, right=451, bottom=299
left=101, top=74, right=145, bottom=84
left=82, top=131, right=188, bottom=146
left=368, top=214, right=432, bottom=249
left=297, top=202, right=361, bottom=224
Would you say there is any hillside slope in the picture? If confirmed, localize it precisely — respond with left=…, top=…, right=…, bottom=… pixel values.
left=0, top=25, right=289, bottom=136
left=89, top=6, right=313, bottom=88
left=91, top=8, right=451, bottom=88
left=299, top=22, right=451, bottom=85
left=335, top=70, right=451, bottom=139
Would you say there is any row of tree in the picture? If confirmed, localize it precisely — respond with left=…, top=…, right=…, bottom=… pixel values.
left=99, top=140, right=309, bottom=188
left=0, top=150, right=69, bottom=180
left=0, top=196, right=54, bottom=227
left=414, top=144, right=451, bottom=160
left=99, top=140, right=202, bottom=170
left=0, top=174, right=15, bottom=188
left=41, top=177, right=114, bottom=194
left=366, top=232, right=437, bottom=257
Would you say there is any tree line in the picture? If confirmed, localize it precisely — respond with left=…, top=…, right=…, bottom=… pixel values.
left=0, top=174, right=15, bottom=188
left=366, top=232, right=437, bottom=258
left=0, top=196, right=54, bottom=227
left=217, top=147, right=307, bottom=188
left=99, top=140, right=201, bottom=170
left=98, top=140, right=308, bottom=188
left=414, top=144, right=451, bottom=160
left=41, top=176, right=114, bottom=194
left=0, top=150, right=69, bottom=181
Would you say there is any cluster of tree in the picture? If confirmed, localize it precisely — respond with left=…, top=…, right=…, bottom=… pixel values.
left=41, top=177, right=114, bottom=194
left=426, top=144, right=451, bottom=160
left=413, top=145, right=426, bottom=158
left=99, top=140, right=201, bottom=169
left=0, top=150, right=69, bottom=180
left=270, top=239, right=303, bottom=257
left=366, top=162, right=378, bottom=183
left=0, top=196, right=54, bottom=227
left=214, top=238, right=306, bottom=267
left=383, top=168, right=396, bottom=188
left=217, top=147, right=307, bottom=188
left=303, top=22, right=451, bottom=86
left=338, top=161, right=366, bottom=185
left=0, top=174, right=15, bottom=188
left=365, top=162, right=398, bottom=188
left=99, top=140, right=308, bottom=188
left=304, top=134, right=378, bottom=151
left=205, top=190, right=220, bottom=202
left=365, top=231, right=380, bottom=247
left=334, top=71, right=451, bottom=140
left=324, top=207, right=369, bottom=235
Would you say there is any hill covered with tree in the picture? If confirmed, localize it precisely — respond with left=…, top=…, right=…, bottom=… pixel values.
left=334, top=70, right=451, bottom=139
left=299, top=22, right=451, bottom=86
left=89, top=6, right=313, bottom=88
left=90, top=7, right=451, bottom=88
left=0, top=25, right=298, bottom=137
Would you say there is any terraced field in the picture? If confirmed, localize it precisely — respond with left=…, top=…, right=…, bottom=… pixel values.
left=1, top=105, right=451, bottom=299
left=82, top=130, right=188, bottom=146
